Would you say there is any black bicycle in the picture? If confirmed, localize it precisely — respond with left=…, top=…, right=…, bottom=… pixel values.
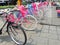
left=0, top=11, right=27, bottom=45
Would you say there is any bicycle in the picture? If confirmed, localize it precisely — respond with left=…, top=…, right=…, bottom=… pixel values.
left=26, top=2, right=43, bottom=23
left=12, top=5, right=37, bottom=30
left=0, top=10, right=27, bottom=45
left=31, top=2, right=49, bottom=20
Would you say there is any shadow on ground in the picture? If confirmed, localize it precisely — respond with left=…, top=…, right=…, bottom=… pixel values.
left=0, top=35, right=12, bottom=43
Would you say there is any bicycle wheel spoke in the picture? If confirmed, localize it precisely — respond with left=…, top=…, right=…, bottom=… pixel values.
left=8, top=25, right=27, bottom=45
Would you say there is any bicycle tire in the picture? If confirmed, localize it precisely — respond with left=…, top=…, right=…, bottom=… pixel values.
left=7, top=25, right=27, bottom=45
left=21, top=15, right=37, bottom=30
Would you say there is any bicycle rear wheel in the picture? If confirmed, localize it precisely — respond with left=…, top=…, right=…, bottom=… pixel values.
left=21, top=15, right=37, bottom=30
left=8, top=25, right=27, bottom=45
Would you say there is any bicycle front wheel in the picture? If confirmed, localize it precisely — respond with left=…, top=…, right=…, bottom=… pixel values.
left=8, top=25, right=27, bottom=45
left=21, top=15, right=37, bottom=30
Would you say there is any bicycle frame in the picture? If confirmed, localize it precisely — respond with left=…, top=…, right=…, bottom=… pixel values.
left=0, top=12, right=19, bottom=33
left=11, top=5, right=37, bottom=24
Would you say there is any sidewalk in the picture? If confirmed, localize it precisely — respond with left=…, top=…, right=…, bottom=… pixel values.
left=0, top=6, right=60, bottom=45
left=40, top=6, right=60, bottom=26
left=0, top=24, right=60, bottom=45
left=40, top=17, right=60, bottom=26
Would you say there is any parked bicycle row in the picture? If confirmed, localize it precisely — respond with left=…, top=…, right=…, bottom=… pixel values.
left=0, top=1, right=54, bottom=45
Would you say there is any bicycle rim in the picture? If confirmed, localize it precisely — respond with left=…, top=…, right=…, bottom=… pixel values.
left=8, top=25, right=27, bottom=45
left=21, top=15, right=37, bottom=30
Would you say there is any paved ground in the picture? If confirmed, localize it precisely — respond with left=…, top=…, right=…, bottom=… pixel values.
left=0, top=23, right=60, bottom=45
left=40, top=6, right=60, bottom=26
left=25, top=24, right=60, bottom=45
left=0, top=6, right=60, bottom=45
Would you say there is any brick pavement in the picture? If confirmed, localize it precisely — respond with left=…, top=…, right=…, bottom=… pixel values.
left=0, top=6, right=60, bottom=45
left=0, top=23, right=60, bottom=45
left=40, top=6, right=60, bottom=26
